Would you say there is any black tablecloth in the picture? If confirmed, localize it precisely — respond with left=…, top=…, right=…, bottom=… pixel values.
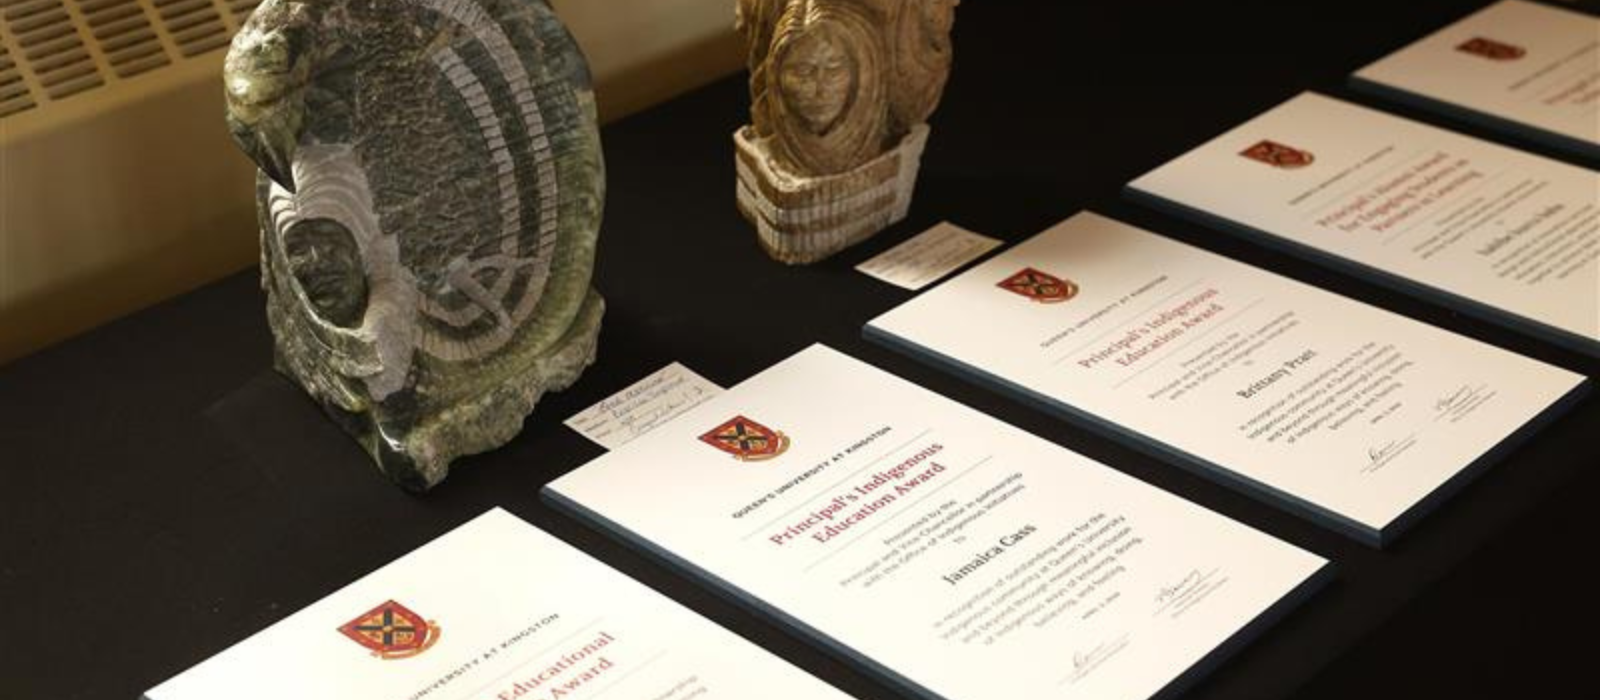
left=3, top=1, right=1598, bottom=698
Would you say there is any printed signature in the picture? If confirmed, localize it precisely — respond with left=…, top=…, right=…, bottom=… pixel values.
left=1434, top=384, right=1476, bottom=415
left=1155, top=569, right=1203, bottom=605
left=1070, top=634, right=1131, bottom=676
left=1366, top=434, right=1418, bottom=470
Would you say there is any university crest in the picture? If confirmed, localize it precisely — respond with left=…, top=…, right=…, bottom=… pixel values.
left=1456, top=37, right=1525, bottom=61
left=337, top=600, right=440, bottom=659
left=699, top=415, right=790, bottom=461
left=997, top=267, right=1078, bottom=303
left=1239, top=140, right=1315, bottom=168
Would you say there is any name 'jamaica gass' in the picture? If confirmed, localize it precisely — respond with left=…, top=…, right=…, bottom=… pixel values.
left=495, top=631, right=617, bottom=700
left=940, top=523, right=1038, bottom=586
left=767, top=444, right=948, bottom=546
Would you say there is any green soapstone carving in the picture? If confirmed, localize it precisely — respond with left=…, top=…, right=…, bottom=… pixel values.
left=223, top=0, right=605, bottom=491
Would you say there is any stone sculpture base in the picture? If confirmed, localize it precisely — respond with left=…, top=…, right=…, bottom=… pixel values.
left=735, top=124, right=929, bottom=264
left=274, top=289, right=604, bottom=492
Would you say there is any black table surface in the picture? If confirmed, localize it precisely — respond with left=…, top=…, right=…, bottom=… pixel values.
left=4, top=1, right=1598, bottom=698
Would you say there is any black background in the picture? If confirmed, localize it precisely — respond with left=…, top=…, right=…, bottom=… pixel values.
left=3, top=1, right=1598, bottom=698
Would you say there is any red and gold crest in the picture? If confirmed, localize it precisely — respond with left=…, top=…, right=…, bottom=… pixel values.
left=337, top=600, right=440, bottom=660
left=997, top=267, right=1078, bottom=303
left=1239, top=140, right=1315, bottom=169
left=699, top=415, right=790, bottom=461
left=1456, top=37, right=1525, bottom=61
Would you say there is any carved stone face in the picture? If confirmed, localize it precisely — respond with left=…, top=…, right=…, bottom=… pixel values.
left=779, top=28, right=854, bottom=134
left=282, top=217, right=367, bottom=328
left=735, top=0, right=957, bottom=263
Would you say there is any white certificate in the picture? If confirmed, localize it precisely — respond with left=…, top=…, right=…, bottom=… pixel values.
left=1127, top=92, right=1600, bottom=357
left=546, top=345, right=1330, bottom=700
left=866, top=212, right=1587, bottom=545
left=1352, top=0, right=1600, bottom=158
left=144, top=509, right=846, bottom=700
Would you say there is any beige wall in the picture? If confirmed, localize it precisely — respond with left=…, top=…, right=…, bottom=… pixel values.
left=0, top=0, right=743, bottom=365
left=554, top=0, right=744, bottom=120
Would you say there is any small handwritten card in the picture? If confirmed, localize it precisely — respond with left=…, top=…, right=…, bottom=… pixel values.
left=565, top=362, right=723, bottom=450
left=856, top=222, right=1002, bottom=290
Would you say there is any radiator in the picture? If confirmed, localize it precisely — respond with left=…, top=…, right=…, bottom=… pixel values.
left=0, top=0, right=262, bottom=364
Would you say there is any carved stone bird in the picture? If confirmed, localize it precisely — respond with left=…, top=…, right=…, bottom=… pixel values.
left=223, top=0, right=606, bottom=490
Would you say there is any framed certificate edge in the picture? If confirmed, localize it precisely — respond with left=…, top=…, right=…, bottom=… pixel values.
left=542, top=406, right=1339, bottom=700
left=862, top=316, right=1592, bottom=548
left=1344, top=76, right=1600, bottom=166
left=1119, top=185, right=1600, bottom=361
left=539, top=485, right=945, bottom=700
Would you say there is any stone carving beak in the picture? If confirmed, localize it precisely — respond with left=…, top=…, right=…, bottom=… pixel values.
left=223, top=71, right=302, bottom=193
left=251, top=120, right=299, bottom=193
left=223, top=16, right=312, bottom=193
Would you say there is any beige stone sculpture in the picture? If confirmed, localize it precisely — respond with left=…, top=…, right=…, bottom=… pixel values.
left=735, top=0, right=957, bottom=264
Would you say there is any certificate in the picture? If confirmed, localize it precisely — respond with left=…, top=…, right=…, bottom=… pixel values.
left=1352, top=0, right=1600, bottom=160
left=1126, top=92, right=1600, bottom=357
left=865, top=212, right=1587, bottom=545
left=144, top=509, right=846, bottom=700
left=546, top=345, right=1330, bottom=700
